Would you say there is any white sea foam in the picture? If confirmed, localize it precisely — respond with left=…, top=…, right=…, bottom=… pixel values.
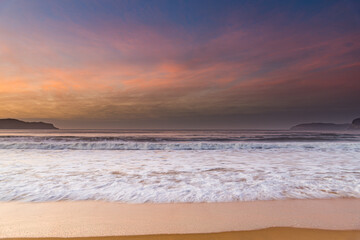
left=0, top=141, right=357, bottom=150
left=0, top=133, right=359, bottom=202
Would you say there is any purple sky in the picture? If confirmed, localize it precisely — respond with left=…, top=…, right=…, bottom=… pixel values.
left=0, top=0, right=359, bottom=129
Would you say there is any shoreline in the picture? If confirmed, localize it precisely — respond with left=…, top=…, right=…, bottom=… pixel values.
left=0, top=198, right=359, bottom=238
left=2, top=228, right=360, bottom=240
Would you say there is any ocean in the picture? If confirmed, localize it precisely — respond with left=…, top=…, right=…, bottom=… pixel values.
left=0, top=129, right=359, bottom=202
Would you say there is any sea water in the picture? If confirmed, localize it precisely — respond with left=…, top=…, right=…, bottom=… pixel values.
left=0, top=129, right=359, bottom=202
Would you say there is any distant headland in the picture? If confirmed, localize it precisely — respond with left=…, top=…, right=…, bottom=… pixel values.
left=291, top=117, right=360, bottom=131
left=0, top=119, right=58, bottom=129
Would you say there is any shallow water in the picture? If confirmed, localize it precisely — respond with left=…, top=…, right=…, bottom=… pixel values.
left=0, top=130, right=359, bottom=202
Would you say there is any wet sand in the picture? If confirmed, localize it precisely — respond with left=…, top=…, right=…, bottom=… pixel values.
left=3, top=228, right=360, bottom=240
left=0, top=199, right=359, bottom=239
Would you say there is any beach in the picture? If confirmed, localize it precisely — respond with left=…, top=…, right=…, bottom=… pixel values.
left=1, top=199, right=359, bottom=239
left=3, top=229, right=360, bottom=240
left=0, top=130, right=359, bottom=239
left=2, top=0, right=360, bottom=238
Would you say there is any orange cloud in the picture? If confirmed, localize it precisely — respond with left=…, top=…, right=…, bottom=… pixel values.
left=0, top=3, right=359, bottom=126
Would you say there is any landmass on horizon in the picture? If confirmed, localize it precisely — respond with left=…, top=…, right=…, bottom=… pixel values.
left=0, top=119, right=58, bottom=129
left=290, top=117, right=360, bottom=131
left=1, top=118, right=360, bottom=131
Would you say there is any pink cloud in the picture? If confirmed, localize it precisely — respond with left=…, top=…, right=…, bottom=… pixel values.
left=0, top=5, right=359, bottom=122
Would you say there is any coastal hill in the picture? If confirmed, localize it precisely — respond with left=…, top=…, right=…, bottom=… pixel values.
left=0, top=119, right=58, bottom=129
left=351, top=118, right=360, bottom=129
left=291, top=118, right=360, bottom=131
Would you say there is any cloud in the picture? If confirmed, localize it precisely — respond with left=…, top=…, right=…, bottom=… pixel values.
left=0, top=0, right=359, bottom=127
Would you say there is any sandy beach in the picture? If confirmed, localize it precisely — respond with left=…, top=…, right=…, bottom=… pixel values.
left=2, top=228, right=359, bottom=240
left=2, top=0, right=360, bottom=238
left=0, top=199, right=359, bottom=239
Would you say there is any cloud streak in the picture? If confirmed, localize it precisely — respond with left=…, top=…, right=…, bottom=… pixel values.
left=0, top=0, right=359, bottom=128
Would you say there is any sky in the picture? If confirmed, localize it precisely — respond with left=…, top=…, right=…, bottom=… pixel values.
left=0, top=0, right=359, bottom=129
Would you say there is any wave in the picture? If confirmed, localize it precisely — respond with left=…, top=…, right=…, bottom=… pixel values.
left=0, top=141, right=359, bottom=150
left=1, top=130, right=359, bottom=202
left=1, top=146, right=359, bottom=202
left=0, top=132, right=359, bottom=142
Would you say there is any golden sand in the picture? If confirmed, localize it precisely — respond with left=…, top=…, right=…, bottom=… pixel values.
left=0, top=199, right=359, bottom=239
left=3, top=228, right=360, bottom=240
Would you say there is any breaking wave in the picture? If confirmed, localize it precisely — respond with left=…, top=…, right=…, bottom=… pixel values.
left=0, top=129, right=359, bottom=202
left=0, top=141, right=359, bottom=151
